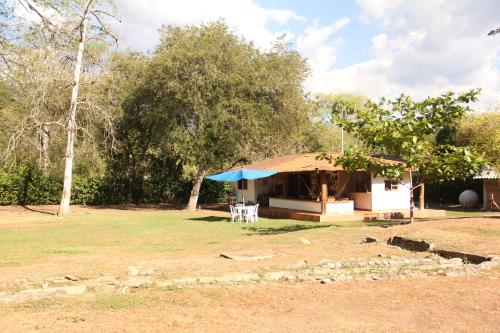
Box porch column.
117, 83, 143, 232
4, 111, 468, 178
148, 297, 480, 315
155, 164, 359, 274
283, 173, 288, 199
321, 173, 328, 215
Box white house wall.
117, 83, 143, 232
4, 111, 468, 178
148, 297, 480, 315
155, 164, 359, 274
231, 180, 256, 203
232, 177, 274, 204
370, 172, 411, 211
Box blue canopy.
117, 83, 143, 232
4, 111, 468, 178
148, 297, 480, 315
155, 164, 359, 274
206, 169, 277, 182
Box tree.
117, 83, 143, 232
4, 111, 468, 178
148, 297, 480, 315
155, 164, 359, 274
312, 93, 366, 152
322, 90, 484, 223
6, 0, 119, 216
129, 21, 311, 211
456, 111, 500, 168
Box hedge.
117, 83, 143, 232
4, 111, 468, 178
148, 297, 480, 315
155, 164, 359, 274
0, 166, 226, 206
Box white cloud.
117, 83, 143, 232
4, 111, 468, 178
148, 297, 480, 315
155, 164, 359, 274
310, 0, 500, 110
115, 0, 304, 51
296, 18, 350, 71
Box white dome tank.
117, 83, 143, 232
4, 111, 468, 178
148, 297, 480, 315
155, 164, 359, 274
459, 190, 479, 208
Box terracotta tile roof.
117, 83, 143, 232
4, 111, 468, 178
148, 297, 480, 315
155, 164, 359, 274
231, 152, 343, 172
231, 152, 406, 173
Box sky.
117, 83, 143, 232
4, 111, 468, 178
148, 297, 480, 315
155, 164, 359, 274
114, 0, 500, 110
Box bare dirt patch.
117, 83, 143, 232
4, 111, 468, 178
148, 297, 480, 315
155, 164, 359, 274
1, 272, 499, 332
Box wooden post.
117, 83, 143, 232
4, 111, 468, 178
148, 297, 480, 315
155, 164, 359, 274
321, 173, 328, 215
283, 173, 288, 199
419, 182, 425, 210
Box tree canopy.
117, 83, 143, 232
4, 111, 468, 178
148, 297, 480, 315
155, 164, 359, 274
117, 21, 312, 210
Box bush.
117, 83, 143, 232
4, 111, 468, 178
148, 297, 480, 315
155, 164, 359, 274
0, 166, 226, 206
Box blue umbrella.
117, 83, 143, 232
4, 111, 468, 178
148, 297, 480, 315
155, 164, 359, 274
206, 169, 277, 182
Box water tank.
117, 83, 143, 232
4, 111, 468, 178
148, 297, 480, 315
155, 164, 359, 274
459, 190, 479, 208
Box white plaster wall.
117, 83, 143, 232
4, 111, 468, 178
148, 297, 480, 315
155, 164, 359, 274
269, 198, 322, 213
325, 201, 354, 214
232, 180, 256, 203
350, 192, 372, 210
370, 172, 411, 211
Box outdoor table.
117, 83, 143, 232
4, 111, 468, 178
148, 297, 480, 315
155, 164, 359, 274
235, 205, 254, 216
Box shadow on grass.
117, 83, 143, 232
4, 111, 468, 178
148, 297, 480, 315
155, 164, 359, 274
187, 216, 231, 223
243, 224, 331, 235
20, 205, 55, 216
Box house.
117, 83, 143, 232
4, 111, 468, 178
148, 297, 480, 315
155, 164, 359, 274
229, 152, 412, 221
474, 166, 500, 210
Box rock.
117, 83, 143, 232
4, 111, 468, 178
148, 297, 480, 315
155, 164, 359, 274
128, 280, 142, 288
120, 286, 129, 294
360, 236, 378, 244
42, 282, 49, 289
62, 285, 86, 295
264, 271, 287, 281
432, 249, 491, 265
128, 266, 140, 276
444, 270, 461, 277
139, 267, 154, 276
220, 252, 274, 261
94, 275, 119, 285
299, 238, 311, 245
447, 258, 463, 266
65, 274, 80, 282
388, 236, 435, 252
320, 278, 332, 284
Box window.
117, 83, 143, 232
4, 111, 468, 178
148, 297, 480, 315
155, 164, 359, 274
238, 179, 248, 190
384, 180, 399, 191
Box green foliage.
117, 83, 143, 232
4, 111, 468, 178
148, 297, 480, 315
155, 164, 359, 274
456, 111, 500, 168
329, 90, 485, 186
309, 93, 366, 152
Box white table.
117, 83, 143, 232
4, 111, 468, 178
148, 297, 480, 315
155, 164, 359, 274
234, 205, 256, 222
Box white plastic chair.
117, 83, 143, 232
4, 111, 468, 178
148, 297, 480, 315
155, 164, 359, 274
243, 205, 256, 223
253, 204, 260, 222
230, 205, 241, 223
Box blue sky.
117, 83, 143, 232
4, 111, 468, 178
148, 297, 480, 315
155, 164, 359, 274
115, 0, 500, 109
256, 0, 375, 68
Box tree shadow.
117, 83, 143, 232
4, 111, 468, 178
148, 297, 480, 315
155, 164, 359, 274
187, 216, 231, 223
91, 204, 184, 211
243, 224, 331, 235
20, 205, 56, 216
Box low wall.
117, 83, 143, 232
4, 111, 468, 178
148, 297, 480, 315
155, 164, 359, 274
269, 198, 321, 213
325, 201, 354, 214
269, 198, 354, 214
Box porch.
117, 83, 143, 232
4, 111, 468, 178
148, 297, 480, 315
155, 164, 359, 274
231, 169, 412, 217
259, 206, 446, 222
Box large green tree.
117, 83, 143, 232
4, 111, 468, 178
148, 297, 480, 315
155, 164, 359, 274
456, 111, 500, 169
322, 90, 484, 223
311, 93, 366, 152
127, 21, 311, 210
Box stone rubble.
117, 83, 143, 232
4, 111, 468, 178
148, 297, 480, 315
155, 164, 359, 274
0, 254, 498, 304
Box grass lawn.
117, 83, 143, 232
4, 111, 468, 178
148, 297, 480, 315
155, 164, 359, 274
0, 206, 495, 269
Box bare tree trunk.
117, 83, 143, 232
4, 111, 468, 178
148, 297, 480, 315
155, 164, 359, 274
419, 182, 425, 210
409, 187, 415, 224
41, 123, 50, 175
57, 16, 88, 217
186, 169, 205, 211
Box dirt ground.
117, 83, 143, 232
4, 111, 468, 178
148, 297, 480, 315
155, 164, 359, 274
1, 273, 499, 333
0, 205, 499, 332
